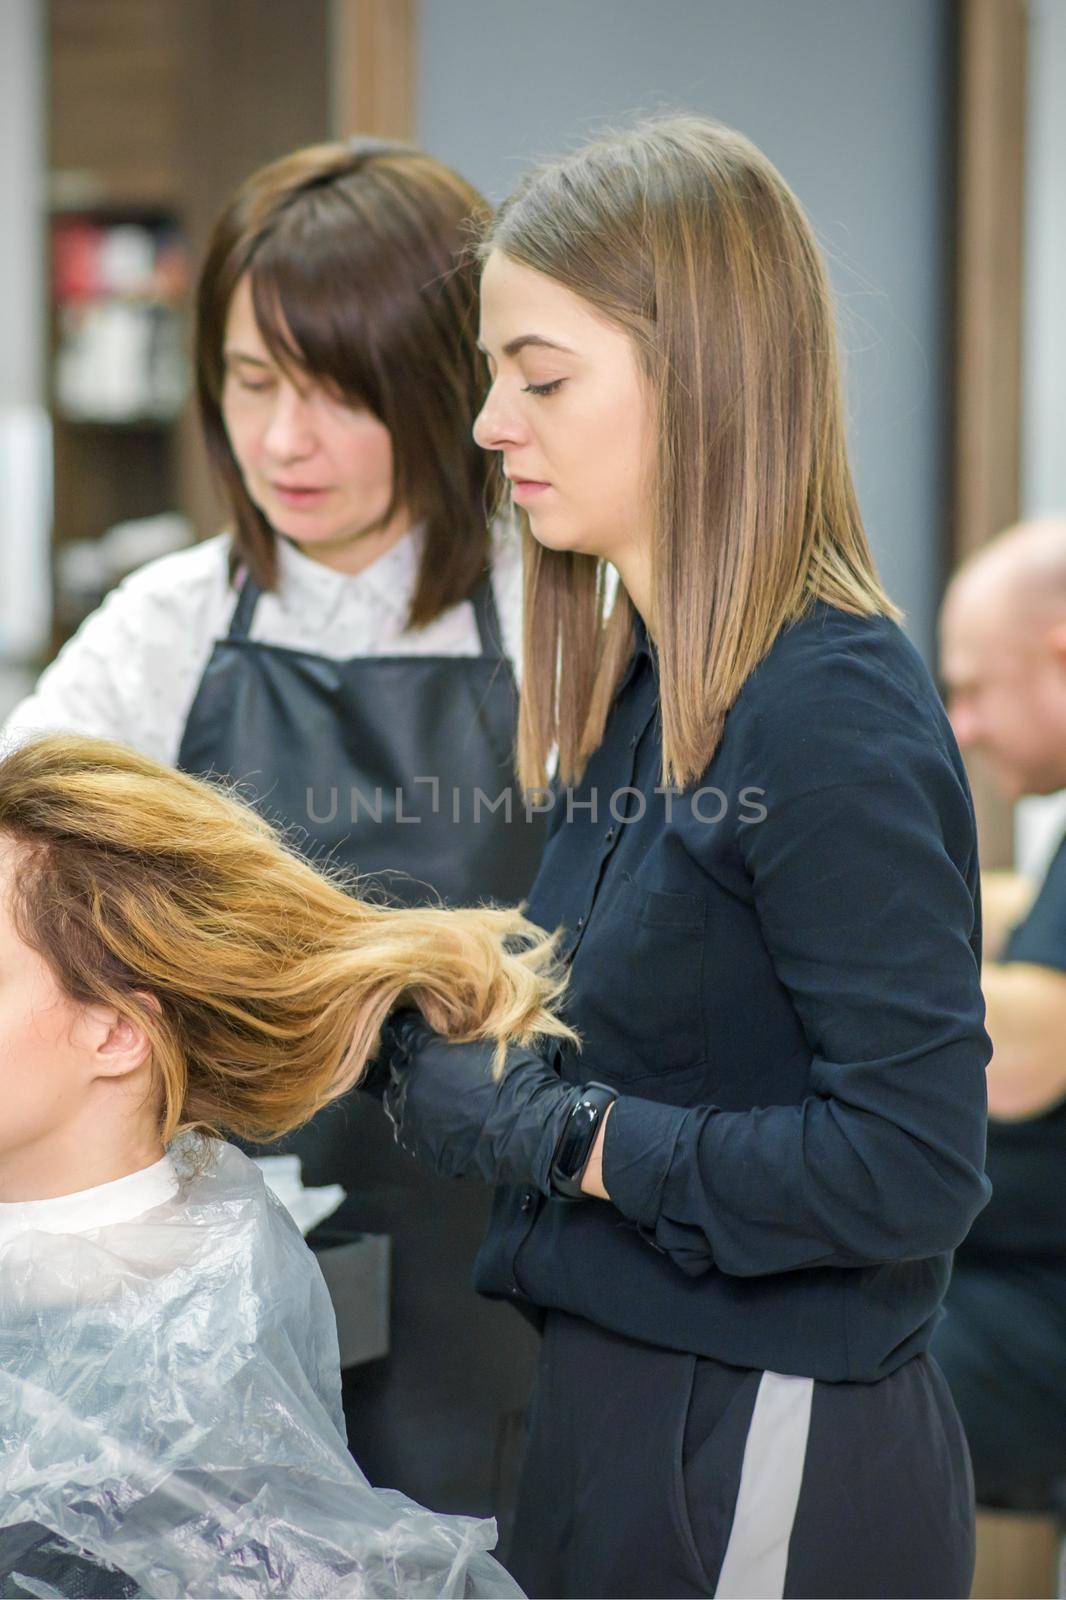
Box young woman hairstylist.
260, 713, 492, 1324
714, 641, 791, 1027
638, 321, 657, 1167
372, 116, 992, 1600
3, 140, 544, 1518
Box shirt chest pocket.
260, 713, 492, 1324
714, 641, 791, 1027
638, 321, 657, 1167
565, 877, 708, 1089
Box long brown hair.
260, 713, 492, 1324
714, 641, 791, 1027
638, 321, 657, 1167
482, 116, 900, 792
197, 138, 499, 625
0, 735, 575, 1145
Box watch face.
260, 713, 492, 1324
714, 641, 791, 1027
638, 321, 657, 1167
557, 1102, 598, 1179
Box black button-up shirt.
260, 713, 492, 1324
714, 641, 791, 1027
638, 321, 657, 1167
475, 602, 992, 1382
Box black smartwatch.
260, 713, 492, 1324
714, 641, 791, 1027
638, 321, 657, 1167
549, 1083, 618, 1200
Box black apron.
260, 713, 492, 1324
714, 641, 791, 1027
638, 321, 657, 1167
176, 560, 545, 1517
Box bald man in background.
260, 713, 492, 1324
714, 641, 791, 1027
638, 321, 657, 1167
937, 517, 1066, 1514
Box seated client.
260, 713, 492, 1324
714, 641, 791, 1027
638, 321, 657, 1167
0, 734, 569, 1598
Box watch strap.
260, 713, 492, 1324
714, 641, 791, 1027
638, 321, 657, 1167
549, 1082, 618, 1200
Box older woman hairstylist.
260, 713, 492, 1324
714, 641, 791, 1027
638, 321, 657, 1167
4, 139, 544, 1519
374, 116, 992, 1600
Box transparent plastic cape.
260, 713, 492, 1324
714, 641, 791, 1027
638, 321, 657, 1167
0, 1138, 524, 1599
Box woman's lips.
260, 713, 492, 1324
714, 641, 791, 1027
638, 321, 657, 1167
272, 483, 331, 508
509, 479, 551, 505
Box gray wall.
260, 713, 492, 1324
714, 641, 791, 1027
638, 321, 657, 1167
0, 0, 49, 680
0, 0, 44, 410
418, 0, 954, 659
1023, 0, 1066, 522
1017, 0, 1066, 878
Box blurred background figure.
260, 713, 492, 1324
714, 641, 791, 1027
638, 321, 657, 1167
937, 519, 1066, 1530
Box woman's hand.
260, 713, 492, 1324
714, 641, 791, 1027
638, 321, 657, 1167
376, 1010, 609, 1196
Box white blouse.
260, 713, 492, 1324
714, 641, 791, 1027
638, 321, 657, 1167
2, 520, 525, 769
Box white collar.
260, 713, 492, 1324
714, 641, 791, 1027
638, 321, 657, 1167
0, 1152, 179, 1245
274, 523, 426, 622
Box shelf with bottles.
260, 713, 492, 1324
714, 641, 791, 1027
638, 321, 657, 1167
50, 209, 193, 427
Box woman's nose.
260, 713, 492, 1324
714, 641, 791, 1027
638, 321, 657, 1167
473, 383, 523, 452
263, 389, 317, 461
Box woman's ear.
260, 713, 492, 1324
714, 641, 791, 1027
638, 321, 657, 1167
79, 993, 160, 1081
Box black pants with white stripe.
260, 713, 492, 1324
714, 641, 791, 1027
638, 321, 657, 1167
505, 1311, 975, 1599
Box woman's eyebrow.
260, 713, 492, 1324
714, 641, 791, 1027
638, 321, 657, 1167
223, 348, 272, 368
477, 335, 577, 358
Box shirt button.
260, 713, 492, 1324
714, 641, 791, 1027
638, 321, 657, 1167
519, 1188, 536, 1212
576, 915, 585, 929
630, 734, 639, 747
605, 826, 615, 842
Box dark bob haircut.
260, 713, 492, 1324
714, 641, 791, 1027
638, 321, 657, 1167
196, 138, 496, 625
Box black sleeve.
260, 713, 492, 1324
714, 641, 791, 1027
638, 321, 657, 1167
602, 640, 992, 1276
